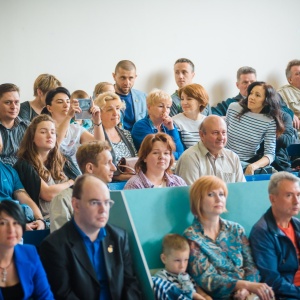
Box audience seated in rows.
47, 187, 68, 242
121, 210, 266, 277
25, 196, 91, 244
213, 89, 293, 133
19, 73, 61, 122
278, 59, 300, 137
0, 83, 29, 166
93, 92, 137, 182
226, 82, 284, 175
40, 174, 142, 299
184, 175, 274, 300
175, 115, 245, 185
172, 83, 209, 149
50, 140, 116, 232
0, 132, 45, 230
170, 58, 211, 117
124, 133, 186, 189
0, 201, 54, 299
14, 115, 75, 227
250, 172, 300, 299
112, 60, 147, 131
132, 89, 184, 160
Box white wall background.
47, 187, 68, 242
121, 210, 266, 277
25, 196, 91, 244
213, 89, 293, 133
1, 0, 299, 106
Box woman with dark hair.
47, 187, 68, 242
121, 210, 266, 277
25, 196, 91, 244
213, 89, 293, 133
172, 83, 209, 149
41, 86, 104, 169
226, 81, 284, 175
0, 200, 54, 299
184, 176, 274, 300
124, 133, 186, 189
14, 115, 74, 226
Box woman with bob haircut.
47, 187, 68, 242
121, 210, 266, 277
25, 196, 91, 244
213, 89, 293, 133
14, 114, 75, 226
93, 92, 137, 181
183, 175, 274, 300
41, 86, 104, 169
226, 81, 284, 175
0, 200, 54, 299
172, 83, 209, 149
93, 82, 115, 98
124, 133, 186, 189
131, 89, 184, 159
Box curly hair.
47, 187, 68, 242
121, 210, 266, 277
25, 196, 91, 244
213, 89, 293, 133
17, 114, 66, 182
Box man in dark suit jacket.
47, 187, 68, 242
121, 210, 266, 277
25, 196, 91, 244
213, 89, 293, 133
39, 174, 142, 300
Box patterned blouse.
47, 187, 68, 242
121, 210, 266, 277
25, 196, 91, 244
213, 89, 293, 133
183, 218, 260, 299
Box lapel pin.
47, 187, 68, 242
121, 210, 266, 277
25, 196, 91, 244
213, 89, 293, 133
108, 245, 113, 253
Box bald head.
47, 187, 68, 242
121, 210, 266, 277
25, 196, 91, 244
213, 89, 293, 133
199, 115, 227, 156
72, 174, 111, 235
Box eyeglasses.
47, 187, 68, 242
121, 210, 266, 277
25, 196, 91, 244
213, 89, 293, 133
76, 198, 114, 208
88, 199, 114, 208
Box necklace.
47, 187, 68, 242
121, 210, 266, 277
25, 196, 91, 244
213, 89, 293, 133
0, 261, 13, 282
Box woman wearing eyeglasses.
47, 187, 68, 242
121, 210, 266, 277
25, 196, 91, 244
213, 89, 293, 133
124, 133, 186, 189
93, 92, 137, 181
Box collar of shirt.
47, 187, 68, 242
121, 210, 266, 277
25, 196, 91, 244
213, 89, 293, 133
72, 218, 107, 243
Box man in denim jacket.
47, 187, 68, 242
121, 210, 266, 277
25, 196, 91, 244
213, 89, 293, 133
112, 60, 147, 131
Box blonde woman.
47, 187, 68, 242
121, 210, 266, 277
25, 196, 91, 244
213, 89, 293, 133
94, 92, 137, 181
131, 89, 184, 159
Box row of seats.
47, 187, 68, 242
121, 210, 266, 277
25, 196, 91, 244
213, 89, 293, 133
24, 179, 300, 299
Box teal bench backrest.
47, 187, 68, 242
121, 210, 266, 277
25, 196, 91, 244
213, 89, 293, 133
109, 180, 271, 299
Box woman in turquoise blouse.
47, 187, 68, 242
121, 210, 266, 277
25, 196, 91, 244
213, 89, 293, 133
183, 176, 274, 300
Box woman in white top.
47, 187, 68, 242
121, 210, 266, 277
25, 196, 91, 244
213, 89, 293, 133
172, 84, 209, 149
41, 87, 104, 170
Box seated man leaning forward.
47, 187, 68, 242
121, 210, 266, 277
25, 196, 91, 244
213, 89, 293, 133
175, 115, 245, 185
40, 174, 142, 300
250, 172, 300, 299
50, 140, 116, 232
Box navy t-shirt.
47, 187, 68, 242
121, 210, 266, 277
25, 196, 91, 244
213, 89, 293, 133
116, 92, 135, 131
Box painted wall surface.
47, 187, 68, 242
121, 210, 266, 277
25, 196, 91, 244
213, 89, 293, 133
1, 0, 299, 106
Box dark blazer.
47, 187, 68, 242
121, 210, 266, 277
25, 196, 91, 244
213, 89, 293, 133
39, 221, 142, 300
0, 244, 54, 300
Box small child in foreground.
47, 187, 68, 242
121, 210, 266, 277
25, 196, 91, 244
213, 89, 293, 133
153, 233, 211, 300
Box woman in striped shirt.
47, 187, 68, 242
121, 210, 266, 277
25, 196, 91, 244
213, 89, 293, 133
226, 81, 284, 175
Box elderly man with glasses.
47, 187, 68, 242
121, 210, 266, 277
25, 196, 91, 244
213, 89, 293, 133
40, 174, 142, 300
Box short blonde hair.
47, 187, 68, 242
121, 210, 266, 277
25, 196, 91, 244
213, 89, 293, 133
146, 89, 172, 106
93, 82, 114, 97
33, 73, 61, 96
162, 233, 190, 256
190, 175, 228, 220
94, 92, 125, 110
71, 90, 89, 99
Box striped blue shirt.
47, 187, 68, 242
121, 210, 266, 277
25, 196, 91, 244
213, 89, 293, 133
225, 102, 276, 163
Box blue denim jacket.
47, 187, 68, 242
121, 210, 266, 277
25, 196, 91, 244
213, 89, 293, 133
131, 88, 147, 122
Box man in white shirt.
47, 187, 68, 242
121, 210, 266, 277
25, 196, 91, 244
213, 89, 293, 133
175, 115, 245, 185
